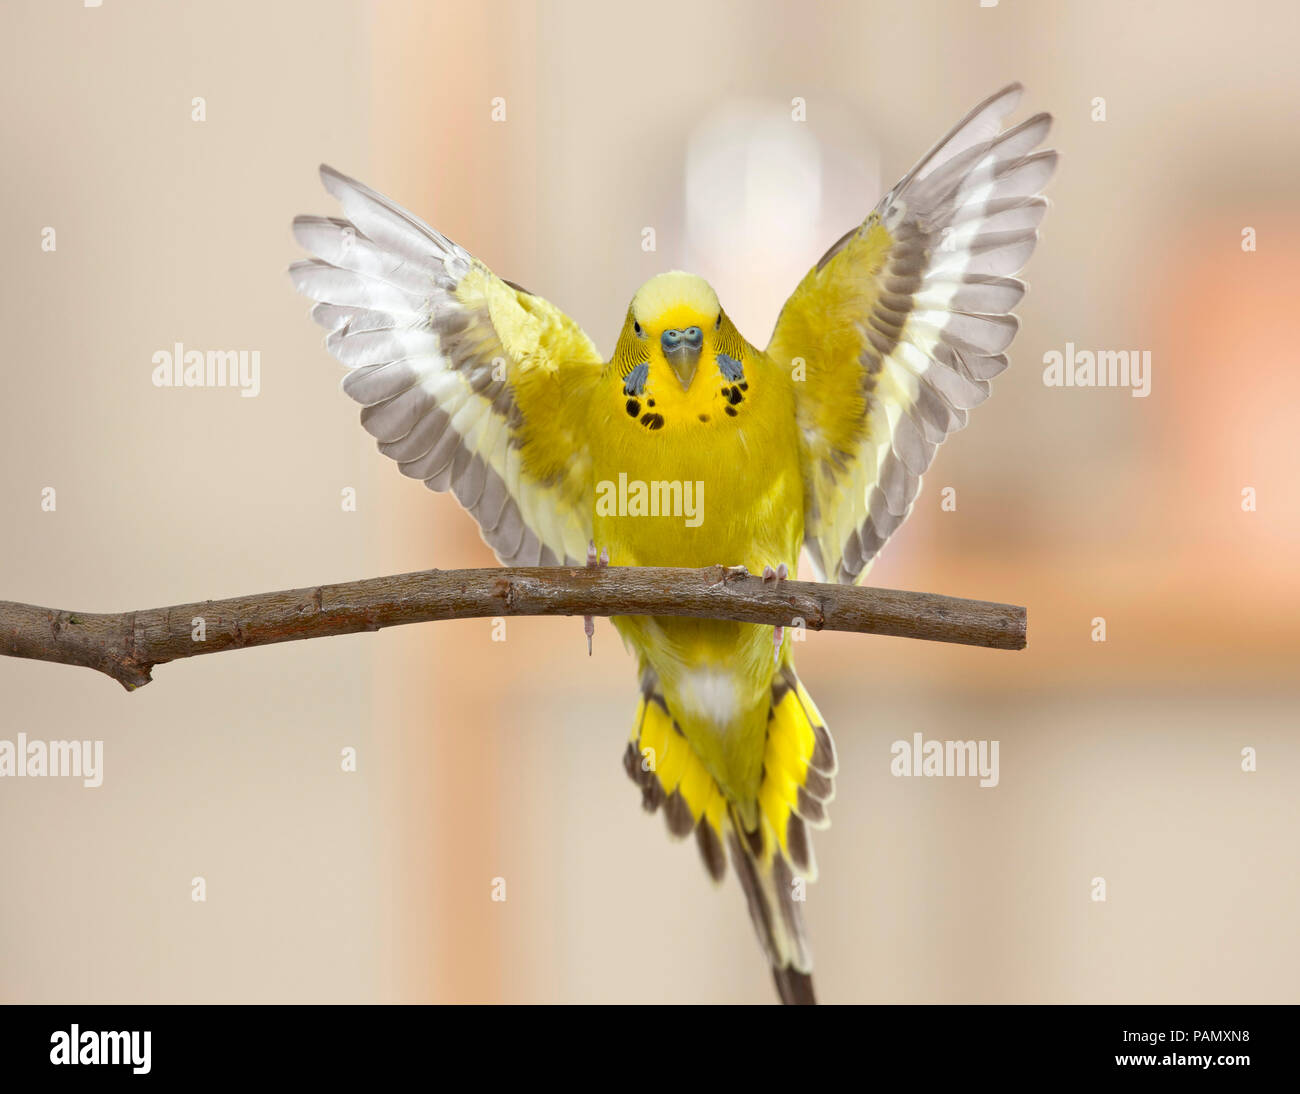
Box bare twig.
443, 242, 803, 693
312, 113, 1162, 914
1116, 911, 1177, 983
0, 565, 1026, 691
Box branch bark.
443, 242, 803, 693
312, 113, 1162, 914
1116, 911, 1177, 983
0, 565, 1026, 691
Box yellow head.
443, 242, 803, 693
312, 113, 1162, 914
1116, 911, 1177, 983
611, 271, 752, 431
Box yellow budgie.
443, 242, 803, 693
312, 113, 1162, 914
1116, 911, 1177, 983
290, 84, 1055, 1004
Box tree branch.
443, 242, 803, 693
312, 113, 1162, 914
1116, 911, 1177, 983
0, 565, 1026, 691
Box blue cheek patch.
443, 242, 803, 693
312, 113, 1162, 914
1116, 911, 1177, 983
717, 353, 745, 382
622, 361, 649, 396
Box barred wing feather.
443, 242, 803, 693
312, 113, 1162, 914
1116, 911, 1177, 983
769, 85, 1056, 583
290, 166, 602, 566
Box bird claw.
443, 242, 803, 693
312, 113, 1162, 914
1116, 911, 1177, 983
762, 563, 789, 665
584, 541, 609, 655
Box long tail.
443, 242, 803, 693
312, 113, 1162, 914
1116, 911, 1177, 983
623, 666, 837, 1004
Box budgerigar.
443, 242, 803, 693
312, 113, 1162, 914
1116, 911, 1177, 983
290, 84, 1055, 1004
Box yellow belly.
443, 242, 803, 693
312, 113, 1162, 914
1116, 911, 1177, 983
590, 368, 804, 805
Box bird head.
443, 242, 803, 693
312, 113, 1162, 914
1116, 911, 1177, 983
615, 272, 726, 394
611, 272, 754, 431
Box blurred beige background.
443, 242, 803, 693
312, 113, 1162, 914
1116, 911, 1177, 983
1, 0, 1297, 1003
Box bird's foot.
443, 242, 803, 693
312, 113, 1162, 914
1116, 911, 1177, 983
584, 540, 609, 656
762, 563, 789, 666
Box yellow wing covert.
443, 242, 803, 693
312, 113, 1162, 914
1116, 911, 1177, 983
291, 166, 601, 566
768, 84, 1056, 583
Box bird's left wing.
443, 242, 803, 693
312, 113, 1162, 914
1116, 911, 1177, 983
767, 85, 1056, 583
291, 166, 602, 566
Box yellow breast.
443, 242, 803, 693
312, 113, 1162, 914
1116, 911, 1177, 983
589, 347, 804, 804
591, 349, 803, 571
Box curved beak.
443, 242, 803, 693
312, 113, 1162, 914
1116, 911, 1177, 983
661, 327, 703, 391
663, 345, 700, 391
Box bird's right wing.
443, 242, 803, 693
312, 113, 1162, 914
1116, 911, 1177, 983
291, 166, 603, 566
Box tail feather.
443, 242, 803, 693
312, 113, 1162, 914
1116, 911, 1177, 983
694, 818, 727, 882
727, 817, 815, 1002
773, 968, 817, 1006
624, 672, 728, 882
624, 665, 836, 1003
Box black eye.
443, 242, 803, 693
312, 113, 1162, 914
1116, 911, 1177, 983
633, 320, 642, 336
714, 315, 721, 330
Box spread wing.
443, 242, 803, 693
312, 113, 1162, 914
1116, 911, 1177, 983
290, 166, 602, 566
768, 84, 1056, 583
